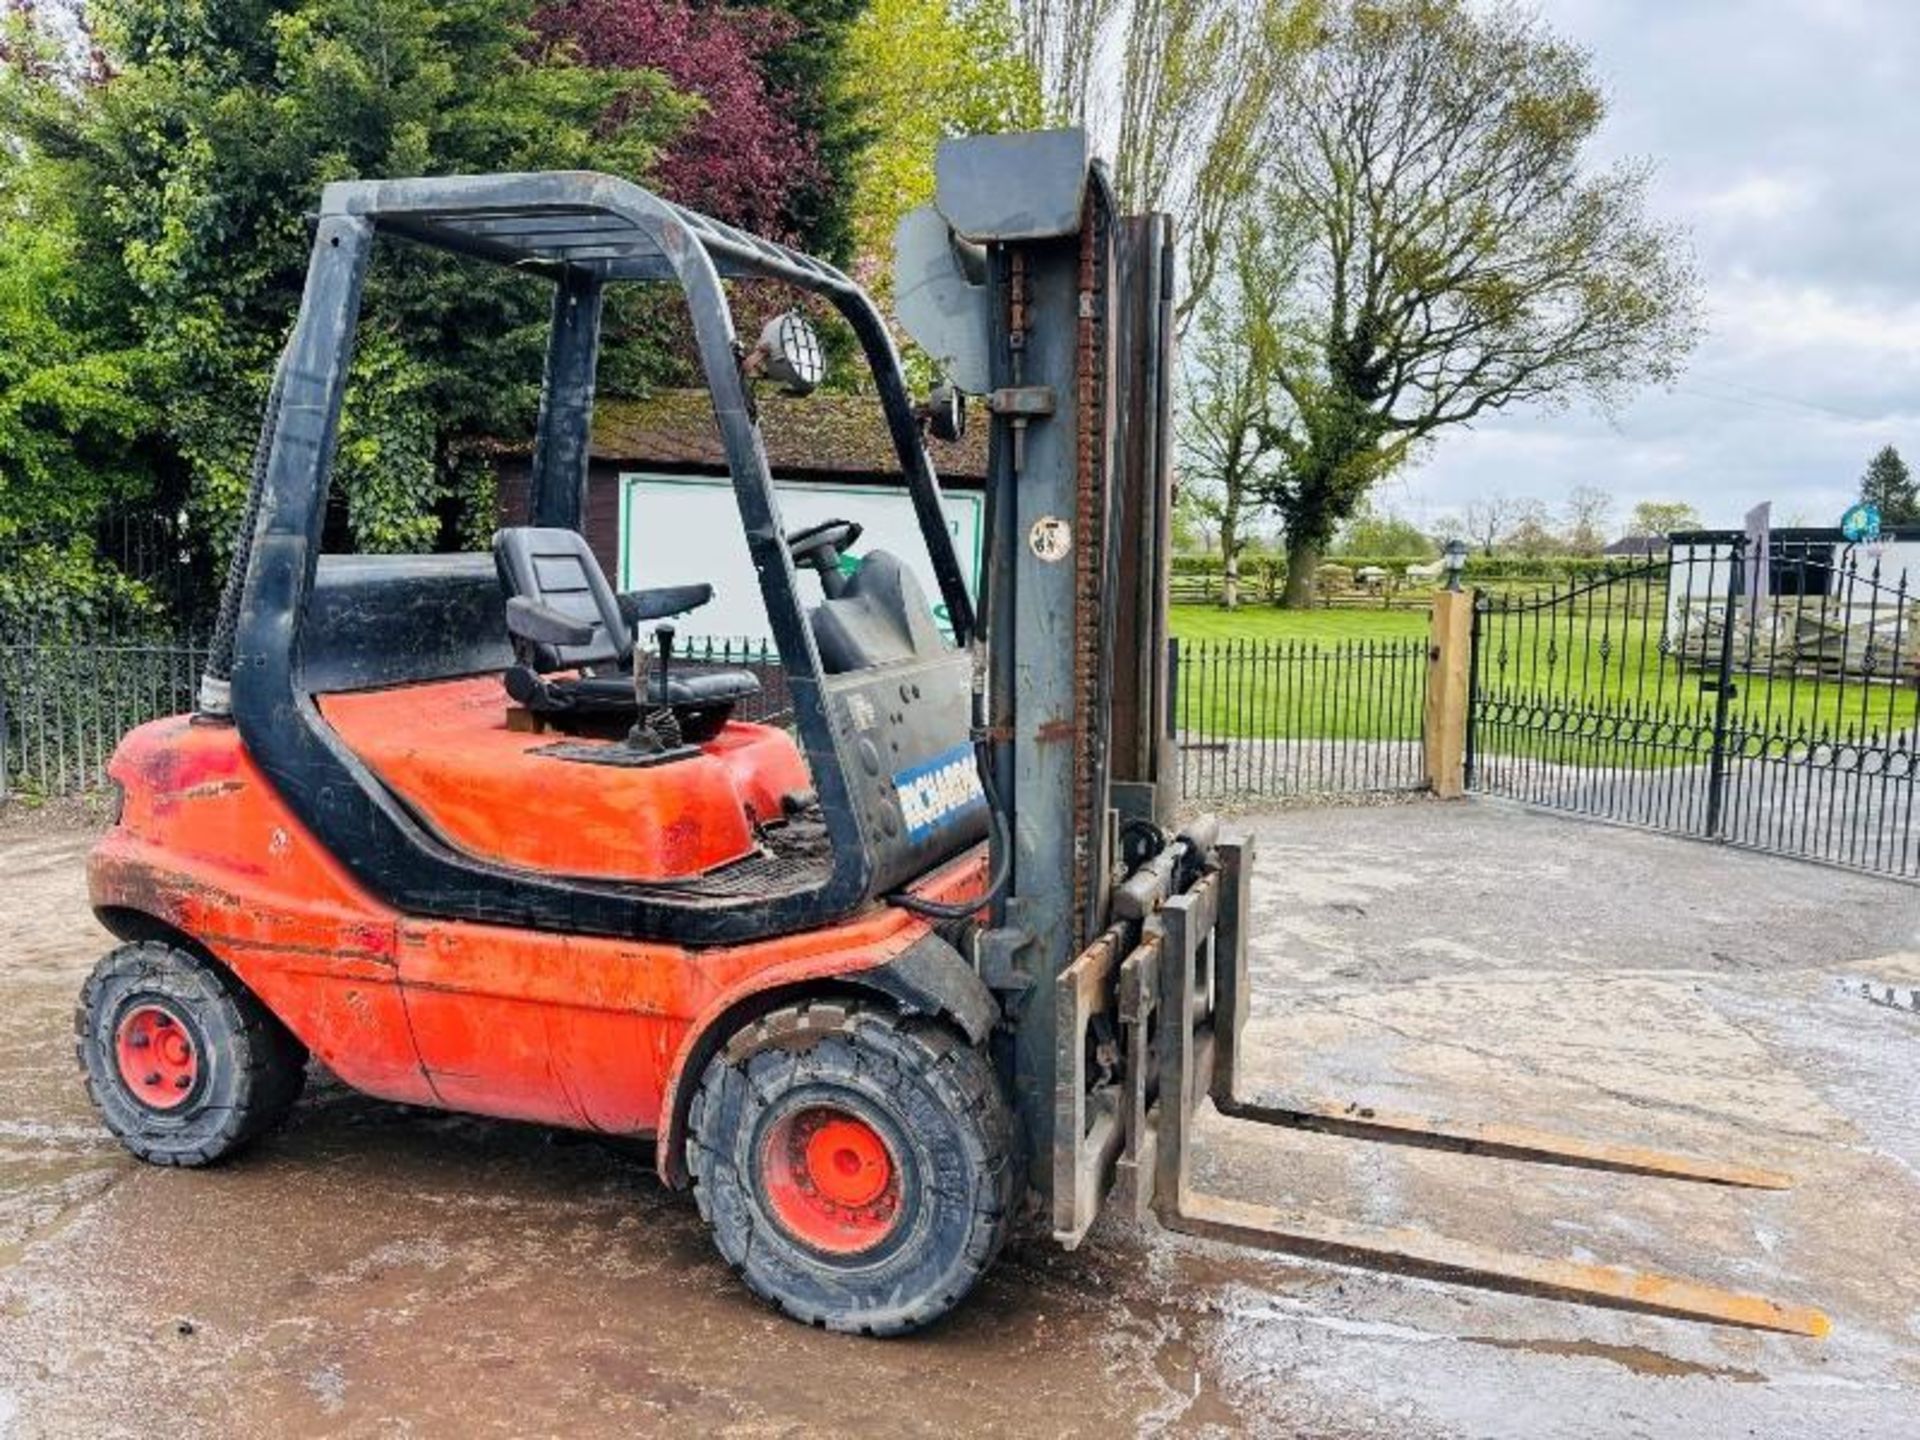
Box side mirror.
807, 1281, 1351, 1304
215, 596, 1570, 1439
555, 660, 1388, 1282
505, 595, 594, 649
921, 383, 965, 443
756, 310, 827, 396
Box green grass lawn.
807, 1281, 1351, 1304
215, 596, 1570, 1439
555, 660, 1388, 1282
1170, 603, 1920, 752
1171, 605, 1431, 742
1171, 606, 1426, 643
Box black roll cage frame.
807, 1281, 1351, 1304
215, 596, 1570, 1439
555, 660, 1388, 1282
230, 170, 979, 944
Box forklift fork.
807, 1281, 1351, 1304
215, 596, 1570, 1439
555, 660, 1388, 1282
1055, 834, 1829, 1338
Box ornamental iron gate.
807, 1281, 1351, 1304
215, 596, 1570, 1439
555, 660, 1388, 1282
1172, 636, 1430, 801
1468, 531, 1919, 880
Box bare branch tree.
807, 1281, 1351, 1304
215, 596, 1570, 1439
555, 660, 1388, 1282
1175, 215, 1281, 609
1464, 493, 1515, 555
1561, 484, 1613, 553
1011, 0, 1123, 123
1503, 497, 1560, 558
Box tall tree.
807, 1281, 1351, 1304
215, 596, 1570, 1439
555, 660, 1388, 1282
840, 0, 1039, 275
1247, 0, 1699, 606
1628, 500, 1700, 537
1859, 444, 1917, 525
535, 0, 821, 240
1010, 0, 1315, 333
1012, 0, 1118, 122
1176, 218, 1279, 609
0, 0, 690, 588
1110, 0, 1316, 327
745, 0, 867, 265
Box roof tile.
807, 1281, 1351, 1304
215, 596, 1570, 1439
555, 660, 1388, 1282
589, 389, 989, 481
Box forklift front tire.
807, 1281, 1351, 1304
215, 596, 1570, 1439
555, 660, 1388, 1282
76, 941, 308, 1167
687, 1000, 1014, 1335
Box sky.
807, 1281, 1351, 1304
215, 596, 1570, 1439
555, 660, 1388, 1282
1375, 0, 1920, 538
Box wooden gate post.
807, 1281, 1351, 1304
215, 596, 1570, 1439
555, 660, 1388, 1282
1425, 590, 1474, 798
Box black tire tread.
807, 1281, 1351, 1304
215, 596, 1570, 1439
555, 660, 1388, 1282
75, 940, 308, 1167
687, 998, 1014, 1335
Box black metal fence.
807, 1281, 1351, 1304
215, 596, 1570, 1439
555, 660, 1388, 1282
677, 638, 791, 725
1, 634, 210, 801
1172, 636, 1430, 801
5, 628, 1424, 805
1469, 533, 1918, 881
21, 560, 1914, 890
0, 635, 789, 802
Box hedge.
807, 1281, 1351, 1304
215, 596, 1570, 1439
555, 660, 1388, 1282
1169, 552, 1627, 583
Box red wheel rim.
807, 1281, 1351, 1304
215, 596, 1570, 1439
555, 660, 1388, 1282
760, 1106, 902, 1255
113, 1003, 199, 1110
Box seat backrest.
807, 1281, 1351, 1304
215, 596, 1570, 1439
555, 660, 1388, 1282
810, 551, 949, 675
492, 527, 630, 672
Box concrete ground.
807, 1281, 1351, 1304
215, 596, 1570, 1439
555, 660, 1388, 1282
1, 799, 1916, 1438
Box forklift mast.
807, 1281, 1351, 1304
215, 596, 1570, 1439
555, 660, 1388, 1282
896, 131, 1175, 1186
901, 131, 1826, 1338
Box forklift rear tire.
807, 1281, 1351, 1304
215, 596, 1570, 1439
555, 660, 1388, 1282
76, 941, 308, 1167
687, 999, 1014, 1335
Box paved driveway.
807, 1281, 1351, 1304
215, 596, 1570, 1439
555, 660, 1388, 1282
1, 800, 1916, 1437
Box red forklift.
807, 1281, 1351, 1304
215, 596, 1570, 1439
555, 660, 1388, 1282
79, 131, 1826, 1339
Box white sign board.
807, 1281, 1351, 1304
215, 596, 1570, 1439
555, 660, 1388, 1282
618, 473, 984, 646
1744, 500, 1771, 618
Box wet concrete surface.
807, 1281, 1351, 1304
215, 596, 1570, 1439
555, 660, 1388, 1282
2, 800, 1917, 1437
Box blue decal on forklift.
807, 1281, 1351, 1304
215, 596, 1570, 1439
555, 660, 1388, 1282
894, 744, 986, 841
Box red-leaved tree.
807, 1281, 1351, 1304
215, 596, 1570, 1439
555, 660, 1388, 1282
535, 0, 821, 239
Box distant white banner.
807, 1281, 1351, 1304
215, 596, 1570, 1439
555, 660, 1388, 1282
1744, 500, 1771, 619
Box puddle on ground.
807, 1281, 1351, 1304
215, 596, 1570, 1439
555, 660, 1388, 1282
0, 1151, 125, 1269
1463, 1335, 1767, 1383
1149, 1328, 1249, 1430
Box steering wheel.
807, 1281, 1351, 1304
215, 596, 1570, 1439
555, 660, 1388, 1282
786, 518, 863, 597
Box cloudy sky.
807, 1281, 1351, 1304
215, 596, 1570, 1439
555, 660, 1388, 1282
1379, 0, 1920, 538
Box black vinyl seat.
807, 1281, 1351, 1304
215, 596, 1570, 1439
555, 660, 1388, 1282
492, 527, 759, 741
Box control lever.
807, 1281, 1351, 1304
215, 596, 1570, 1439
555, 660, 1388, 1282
627, 623, 682, 754
655, 623, 676, 694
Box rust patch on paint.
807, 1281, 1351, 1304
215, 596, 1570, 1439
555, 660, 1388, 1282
179, 779, 247, 802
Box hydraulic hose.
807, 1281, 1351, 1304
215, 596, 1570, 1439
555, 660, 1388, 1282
197, 347, 291, 718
